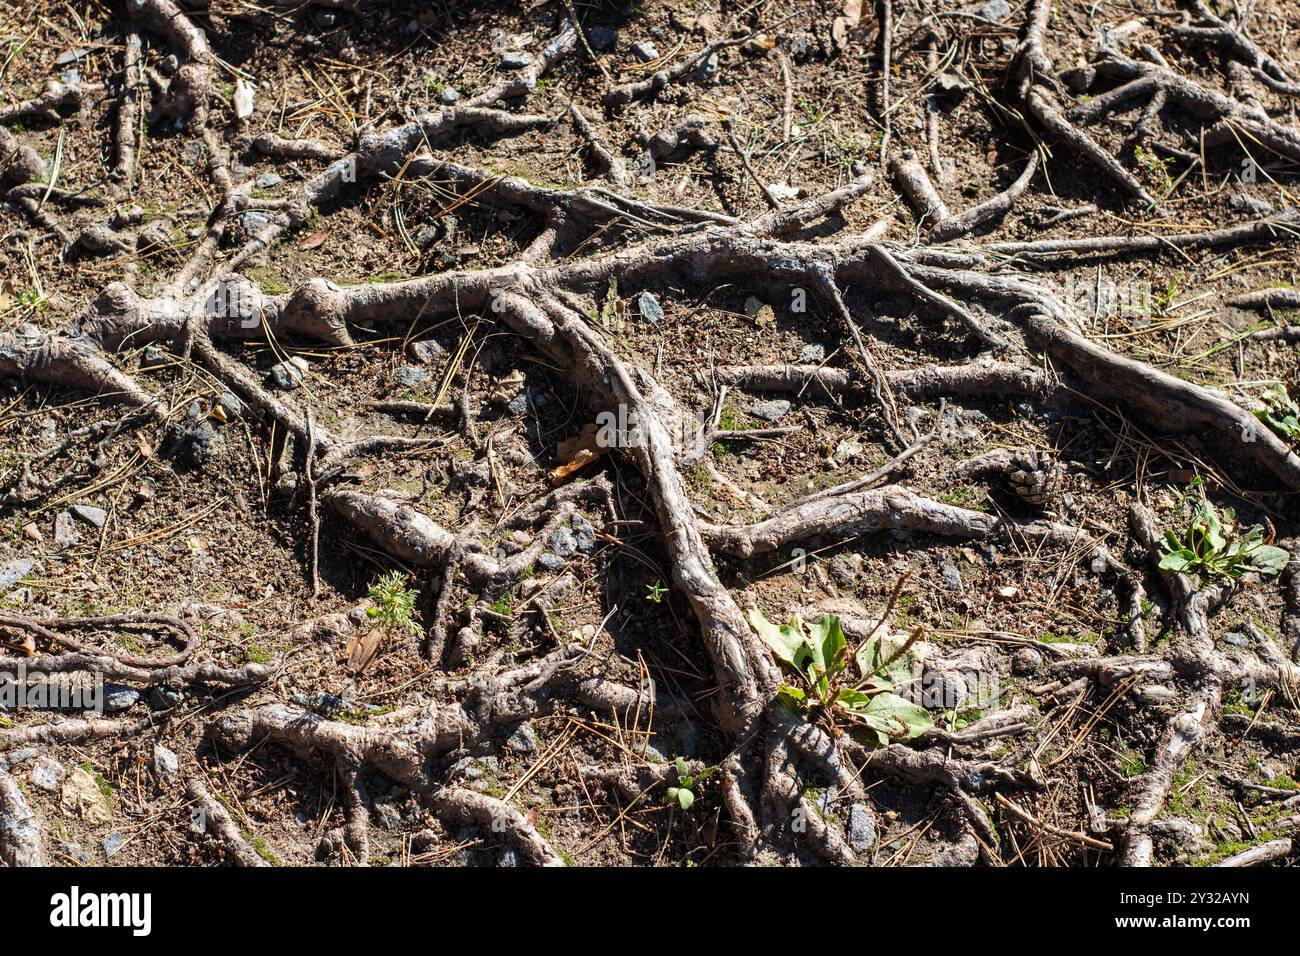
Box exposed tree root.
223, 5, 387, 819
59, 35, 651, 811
4, 0, 1300, 868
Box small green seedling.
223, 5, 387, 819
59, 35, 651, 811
366, 571, 420, 635
665, 756, 716, 811
1158, 482, 1289, 581
747, 610, 932, 744
1255, 384, 1300, 441
645, 580, 668, 603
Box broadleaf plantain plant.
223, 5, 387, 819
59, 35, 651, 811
747, 610, 932, 745
1158, 481, 1289, 581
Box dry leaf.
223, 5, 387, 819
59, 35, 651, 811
843, 0, 863, 24
490, 369, 526, 405
346, 628, 384, 674
301, 229, 330, 249
550, 422, 608, 483
995, 586, 1020, 600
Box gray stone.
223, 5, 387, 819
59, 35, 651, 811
181, 422, 224, 468
101, 831, 124, 858
1229, 192, 1273, 216
848, 803, 876, 852
102, 685, 140, 713
181, 141, 204, 165
393, 365, 429, 387
242, 211, 270, 233
54, 512, 81, 549
506, 390, 529, 415
571, 514, 597, 554
413, 224, 440, 248
506, 722, 538, 753
1222, 632, 1249, 648
498, 847, 522, 867
71, 504, 107, 528
637, 290, 664, 324
256, 172, 283, 189
269, 356, 309, 390
587, 26, 618, 52
932, 831, 980, 866
551, 526, 577, 557
217, 390, 244, 419
149, 686, 184, 711
30, 756, 65, 792
939, 559, 964, 594
978, 0, 1011, 21
832, 436, 863, 467
537, 552, 567, 572
141, 346, 168, 370
439, 86, 461, 105
936, 71, 969, 94
151, 743, 179, 784
314, 8, 337, 28
0, 558, 33, 591
500, 51, 534, 70
798, 343, 825, 364
632, 40, 660, 62
409, 339, 446, 364
749, 399, 791, 422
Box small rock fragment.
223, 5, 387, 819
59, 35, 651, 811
61, 768, 112, 824
799, 343, 826, 364
54, 512, 81, 549
70, 504, 107, 528
587, 26, 618, 52
978, 0, 1011, 22
537, 552, 567, 572
0, 559, 34, 591
506, 722, 538, 753
393, 365, 429, 388
233, 78, 255, 120
749, 400, 791, 423
848, 803, 876, 852
637, 291, 664, 325
30, 756, 65, 792
269, 355, 309, 390
102, 685, 140, 713
151, 743, 179, 784
409, 339, 446, 363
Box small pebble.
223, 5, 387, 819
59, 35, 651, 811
749, 399, 791, 423
70, 504, 107, 528
637, 291, 664, 325
393, 365, 429, 388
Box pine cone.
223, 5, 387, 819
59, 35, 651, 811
1006, 451, 1061, 505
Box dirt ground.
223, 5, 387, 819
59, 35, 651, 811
0, 0, 1298, 868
